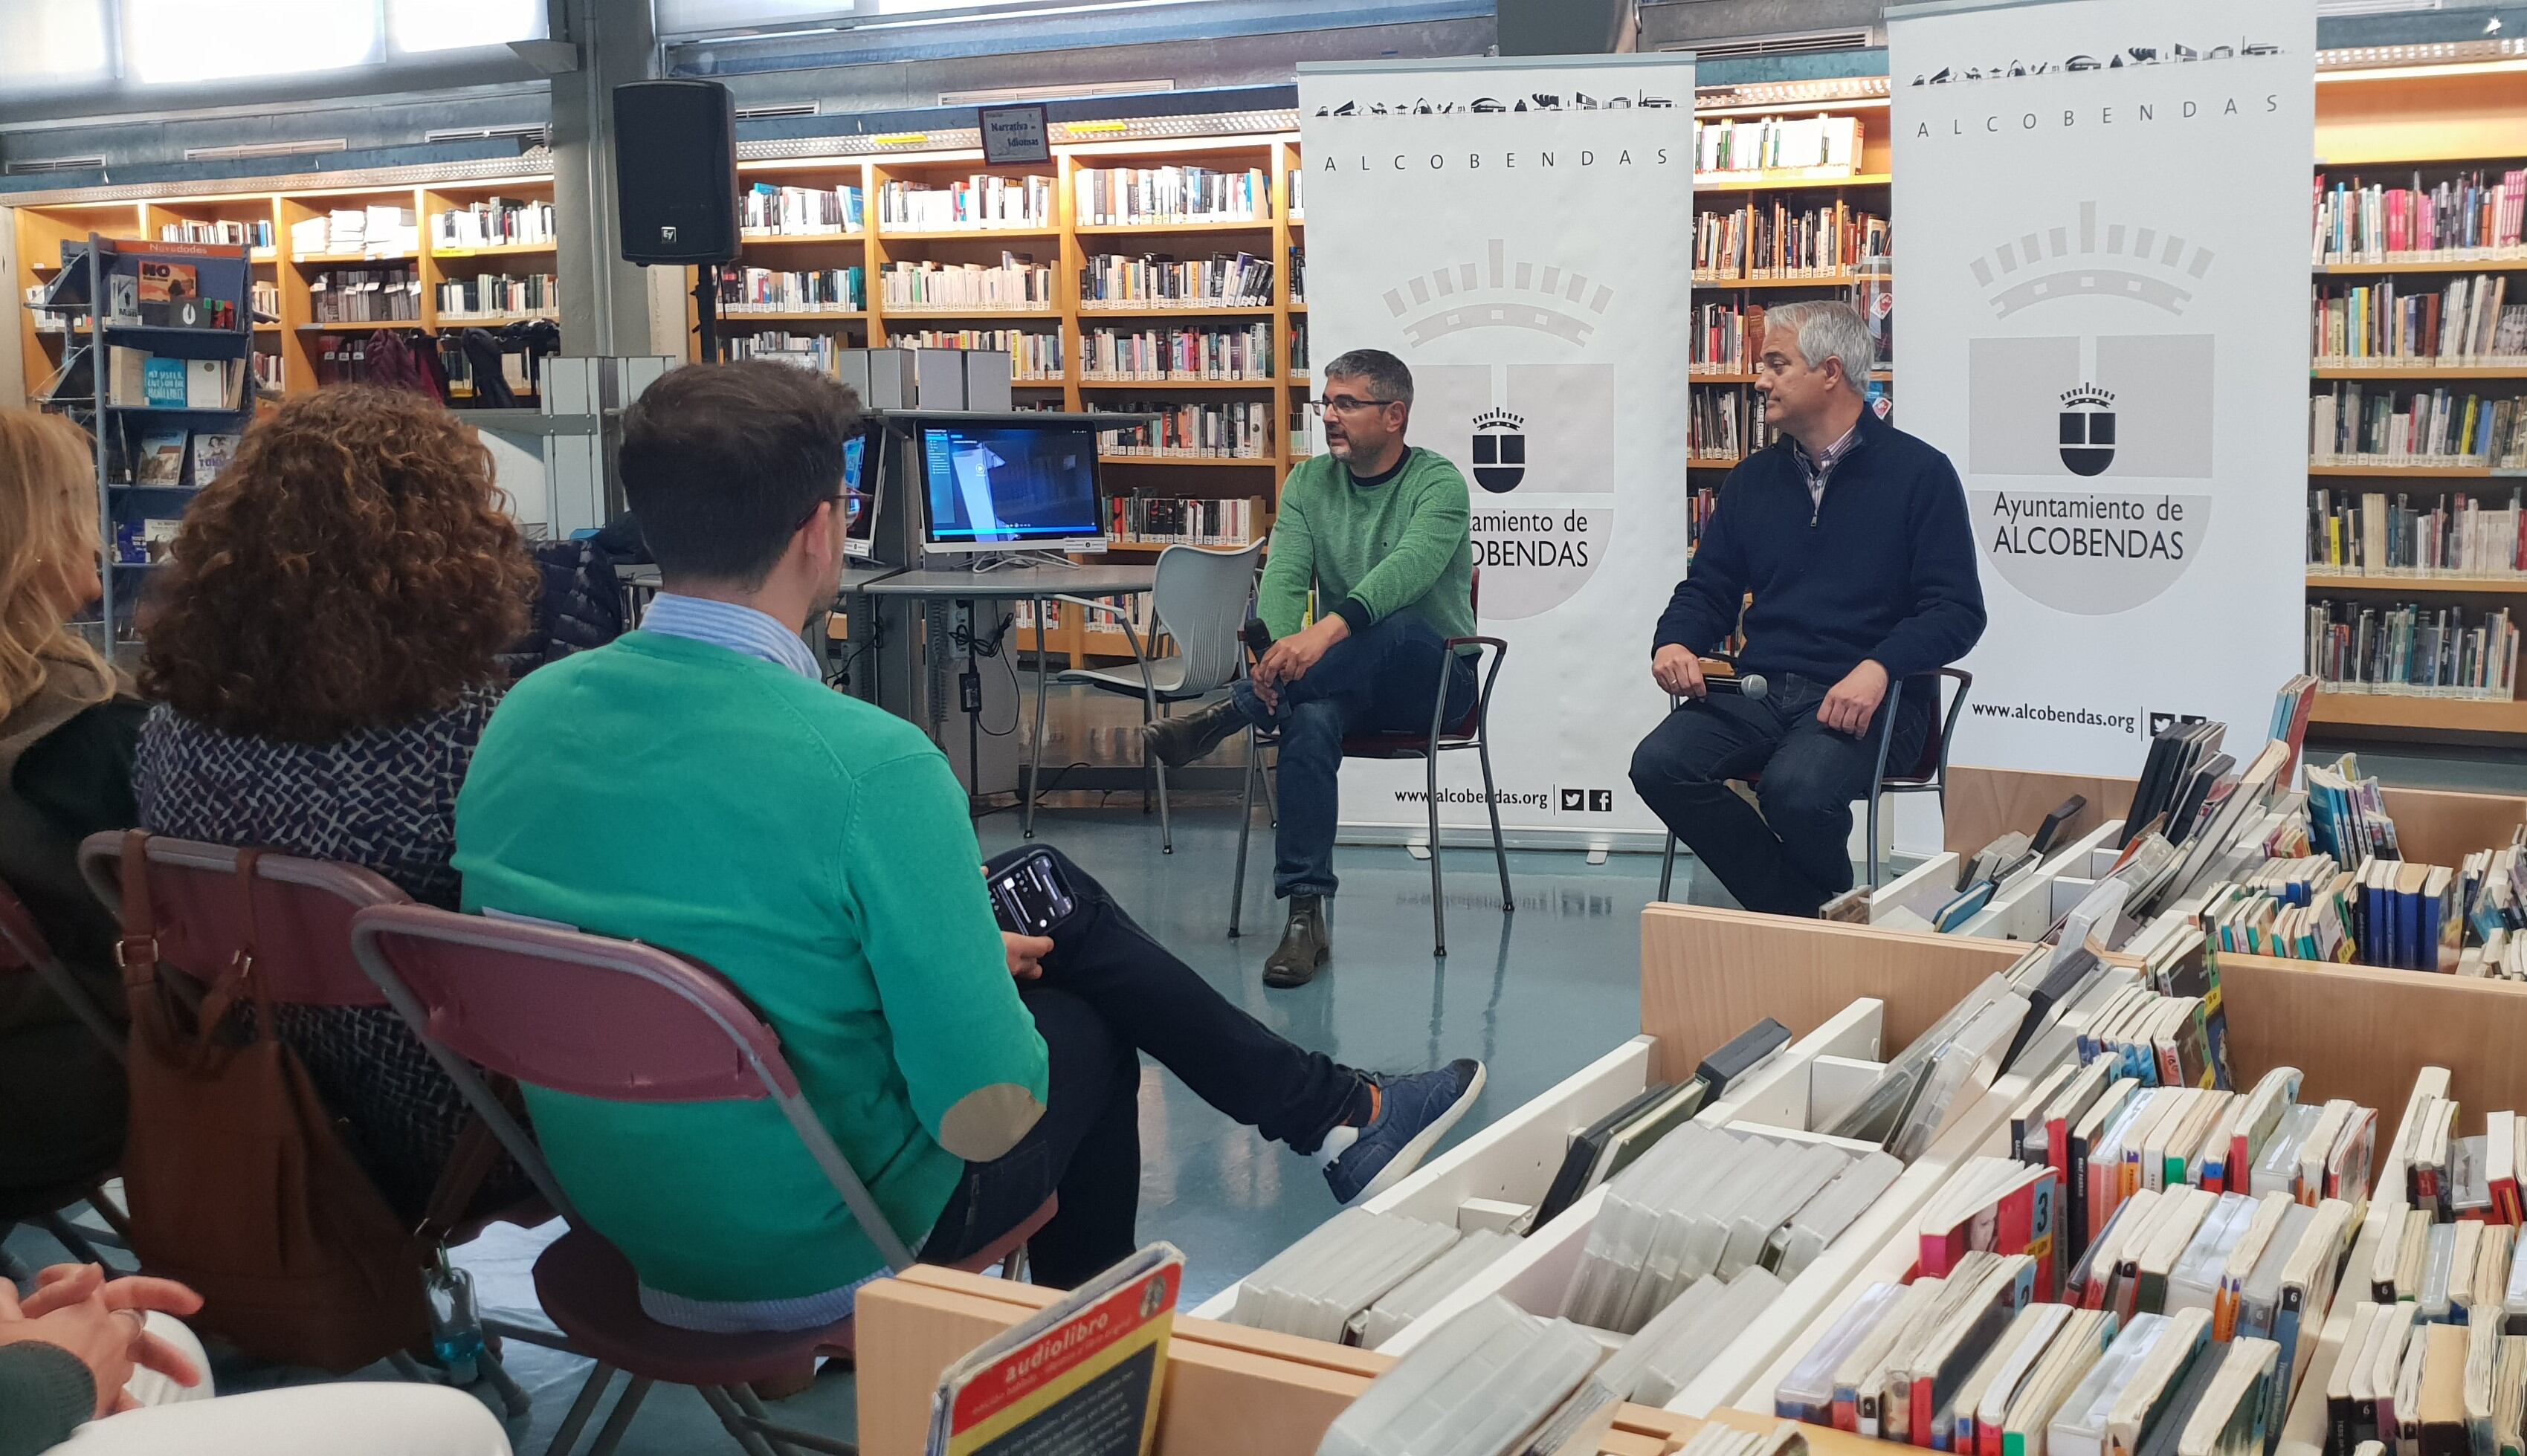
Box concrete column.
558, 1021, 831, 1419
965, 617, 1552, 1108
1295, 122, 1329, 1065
550, 0, 659, 357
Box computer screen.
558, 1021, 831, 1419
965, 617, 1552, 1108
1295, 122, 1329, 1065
918, 423, 1106, 551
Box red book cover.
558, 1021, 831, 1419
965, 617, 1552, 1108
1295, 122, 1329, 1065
1911, 1375, 1935, 1447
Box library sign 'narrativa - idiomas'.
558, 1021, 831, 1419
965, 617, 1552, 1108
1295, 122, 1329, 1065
1300, 55, 1694, 846
1892, 0, 2314, 777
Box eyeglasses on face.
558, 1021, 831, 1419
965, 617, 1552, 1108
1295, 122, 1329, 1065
1305, 395, 1401, 418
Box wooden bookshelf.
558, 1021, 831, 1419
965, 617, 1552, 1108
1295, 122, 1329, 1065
2308, 461, 2502, 477
2308, 690, 2527, 735
2311, 365, 2527, 380
2308, 573, 2527, 594
711, 135, 1303, 623
2314, 258, 2527, 274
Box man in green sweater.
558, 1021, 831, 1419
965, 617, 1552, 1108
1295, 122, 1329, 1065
455, 362, 1483, 1337
1148, 349, 1476, 987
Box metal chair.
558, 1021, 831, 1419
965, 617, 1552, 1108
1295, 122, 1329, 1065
74, 832, 535, 1411
0, 873, 129, 1270
349, 902, 1053, 1456
1654, 665, 1974, 902
1230, 572, 1513, 958
1024, 540, 1263, 853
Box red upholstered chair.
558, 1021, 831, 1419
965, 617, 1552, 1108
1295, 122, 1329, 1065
1653, 666, 1975, 902
1229, 571, 1512, 959
0, 872, 129, 1272
349, 902, 1054, 1456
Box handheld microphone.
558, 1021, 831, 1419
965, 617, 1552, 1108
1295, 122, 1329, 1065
1708, 672, 1769, 701
1242, 618, 1274, 660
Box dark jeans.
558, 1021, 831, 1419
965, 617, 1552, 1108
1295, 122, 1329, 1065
1627, 673, 1931, 917
921, 845, 1362, 1287
1227, 615, 1477, 902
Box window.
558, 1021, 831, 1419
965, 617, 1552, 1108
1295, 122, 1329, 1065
125, 0, 378, 84
0, 0, 111, 87
390, 0, 546, 54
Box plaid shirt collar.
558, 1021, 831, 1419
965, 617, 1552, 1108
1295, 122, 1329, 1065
1789, 418, 1865, 494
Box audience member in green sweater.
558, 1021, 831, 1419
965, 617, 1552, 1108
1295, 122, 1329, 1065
1146, 349, 1477, 987
453, 361, 1484, 1338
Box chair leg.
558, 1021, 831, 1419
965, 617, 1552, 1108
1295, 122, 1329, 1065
583, 1376, 653, 1456
701, 1385, 784, 1456
1866, 788, 1882, 890
1658, 833, 1678, 902
1001, 1243, 1030, 1282
1151, 728, 1174, 855
1230, 732, 1258, 938
36, 1211, 109, 1267
547, 1363, 617, 1456
477, 1344, 533, 1422
1476, 738, 1512, 913
730, 1384, 854, 1456
1259, 744, 1280, 826
387, 1350, 439, 1385
1426, 750, 1446, 959
1024, 599, 1051, 841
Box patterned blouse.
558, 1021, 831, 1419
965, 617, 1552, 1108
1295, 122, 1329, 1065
133, 682, 514, 1222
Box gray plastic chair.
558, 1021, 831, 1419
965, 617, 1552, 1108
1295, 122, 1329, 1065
1024, 540, 1264, 852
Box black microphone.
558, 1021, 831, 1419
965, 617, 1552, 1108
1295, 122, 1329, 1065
1706, 672, 1769, 701
1242, 618, 1274, 660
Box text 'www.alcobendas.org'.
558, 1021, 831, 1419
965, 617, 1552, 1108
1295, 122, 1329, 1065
1393, 788, 1555, 809
1970, 700, 2139, 734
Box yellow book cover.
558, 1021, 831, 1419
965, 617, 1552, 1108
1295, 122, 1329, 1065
930, 1244, 1183, 1456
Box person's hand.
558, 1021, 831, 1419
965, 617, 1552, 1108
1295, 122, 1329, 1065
1002, 931, 1053, 981
1251, 616, 1350, 714
1651, 644, 1708, 699
0, 1265, 204, 1417
1818, 659, 1891, 737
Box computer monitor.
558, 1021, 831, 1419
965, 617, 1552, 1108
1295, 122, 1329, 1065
916, 421, 1107, 554
842, 428, 882, 560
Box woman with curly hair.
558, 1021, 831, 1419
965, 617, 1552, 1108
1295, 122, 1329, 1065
0, 410, 141, 1199
133, 386, 538, 1221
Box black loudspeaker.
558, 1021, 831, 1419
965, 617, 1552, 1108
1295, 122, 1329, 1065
613, 80, 740, 265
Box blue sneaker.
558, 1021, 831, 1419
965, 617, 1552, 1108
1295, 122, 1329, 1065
1324, 1059, 1488, 1204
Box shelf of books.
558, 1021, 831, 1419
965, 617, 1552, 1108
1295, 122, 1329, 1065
26, 236, 258, 655
15, 174, 557, 408
703, 135, 1303, 594
1685, 104, 1897, 474
2299, 63, 2527, 738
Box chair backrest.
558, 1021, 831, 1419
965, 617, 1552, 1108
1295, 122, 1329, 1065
75, 831, 408, 1006
1149, 541, 1264, 694
347, 902, 920, 1272
1888, 668, 1973, 787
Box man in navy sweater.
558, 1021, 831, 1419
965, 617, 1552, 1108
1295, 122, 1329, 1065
1633, 300, 1986, 916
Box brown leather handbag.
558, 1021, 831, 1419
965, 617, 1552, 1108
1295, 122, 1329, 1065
112, 831, 429, 1372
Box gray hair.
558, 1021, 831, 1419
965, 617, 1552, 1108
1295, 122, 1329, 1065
1322, 348, 1414, 407
1763, 300, 1874, 395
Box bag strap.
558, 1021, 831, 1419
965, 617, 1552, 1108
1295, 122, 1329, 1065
186, 847, 275, 1061
415, 1103, 508, 1249
114, 829, 160, 992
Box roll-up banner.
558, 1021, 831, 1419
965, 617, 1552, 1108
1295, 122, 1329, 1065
1888, 0, 2315, 774
1297, 56, 1696, 850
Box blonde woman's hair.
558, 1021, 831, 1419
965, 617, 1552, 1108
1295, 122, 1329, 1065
0, 410, 109, 719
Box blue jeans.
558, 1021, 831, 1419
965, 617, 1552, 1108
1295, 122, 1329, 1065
1627, 672, 1931, 916
1230, 615, 1477, 902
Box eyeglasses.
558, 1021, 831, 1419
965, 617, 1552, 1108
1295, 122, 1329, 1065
795, 492, 845, 531
1305, 395, 1402, 418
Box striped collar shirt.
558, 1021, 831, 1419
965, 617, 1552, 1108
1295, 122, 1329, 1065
639, 592, 822, 680
1790, 420, 1864, 511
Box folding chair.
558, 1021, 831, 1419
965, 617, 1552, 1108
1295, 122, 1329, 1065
1024, 540, 1263, 853
349, 902, 1055, 1456
1654, 666, 1975, 902
0, 873, 129, 1270
1230, 571, 1512, 958
73, 832, 535, 1414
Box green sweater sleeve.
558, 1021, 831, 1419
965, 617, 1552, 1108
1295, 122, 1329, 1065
1345, 455, 1470, 627
843, 751, 1049, 1163
0, 1342, 96, 1456
1256, 480, 1317, 641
